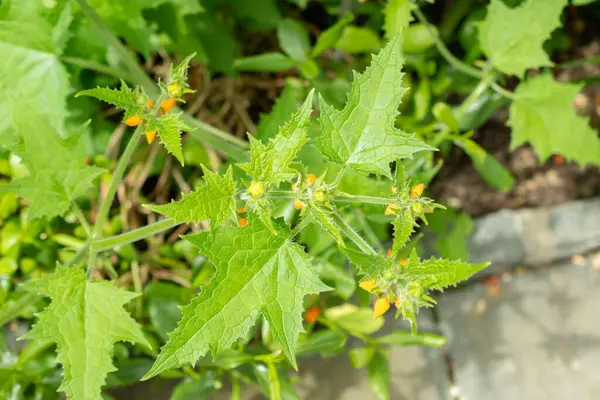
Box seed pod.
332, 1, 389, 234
124, 114, 142, 127
373, 297, 390, 319
248, 181, 265, 199
145, 130, 157, 144
294, 199, 303, 210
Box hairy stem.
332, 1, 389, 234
93, 218, 181, 252
332, 211, 377, 255
63, 240, 91, 268
266, 191, 399, 206
71, 202, 91, 236
290, 215, 314, 239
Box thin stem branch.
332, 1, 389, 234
63, 240, 91, 268
490, 81, 517, 100
71, 202, 91, 236
332, 211, 377, 256
93, 218, 181, 252
411, 5, 484, 79
354, 210, 385, 252
290, 215, 314, 240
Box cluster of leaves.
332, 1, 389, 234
1, 0, 599, 399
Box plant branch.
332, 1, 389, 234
62, 56, 135, 83
93, 218, 181, 252
332, 211, 377, 256
411, 5, 484, 79
63, 240, 91, 268
266, 191, 399, 206
71, 202, 91, 236
290, 215, 314, 240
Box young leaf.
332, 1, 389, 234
21, 267, 150, 400
0, 109, 103, 219
392, 208, 417, 253
454, 138, 515, 191
143, 217, 330, 379
144, 165, 236, 229
146, 112, 191, 165
76, 81, 139, 114
367, 352, 390, 400
238, 90, 314, 185
277, 19, 310, 62
402, 253, 488, 290
478, 0, 567, 77
508, 74, 600, 164
383, 0, 414, 39
343, 248, 393, 278
257, 80, 304, 142
317, 36, 433, 177
311, 12, 354, 58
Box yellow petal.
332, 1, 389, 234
410, 183, 424, 198
145, 129, 157, 144
359, 280, 376, 293
384, 204, 399, 215
306, 173, 317, 184
124, 114, 142, 127
373, 297, 390, 319
294, 199, 303, 210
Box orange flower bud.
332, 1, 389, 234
294, 199, 303, 210
424, 208, 434, 214
147, 98, 154, 109
145, 129, 157, 144
237, 207, 246, 213
292, 183, 298, 191
400, 258, 409, 266
553, 154, 565, 166
306, 173, 316, 184
161, 98, 177, 113
238, 218, 248, 227
359, 280, 376, 293
386, 248, 393, 257
373, 297, 390, 319
124, 114, 142, 127
304, 305, 320, 324
391, 185, 397, 194
384, 204, 399, 215
410, 183, 424, 198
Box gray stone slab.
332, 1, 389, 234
296, 311, 450, 400
438, 263, 600, 400
470, 198, 600, 271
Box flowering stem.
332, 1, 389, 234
333, 211, 377, 256
93, 218, 181, 252
266, 191, 398, 206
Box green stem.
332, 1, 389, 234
71, 202, 91, 236
332, 211, 377, 255
267, 191, 399, 206
490, 81, 516, 100
0, 293, 38, 326
411, 5, 484, 79
86, 250, 97, 276
354, 211, 384, 252
290, 215, 314, 239
62, 56, 135, 83
63, 240, 91, 268
93, 218, 181, 252
93, 132, 141, 238
74, 0, 156, 92
455, 73, 496, 122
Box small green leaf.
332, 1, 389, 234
143, 217, 330, 379
238, 90, 314, 185
349, 347, 375, 369
318, 36, 434, 177
367, 352, 390, 400
432, 102, 459, 133
403, 23, 436, 54
478, 0, 567, 77
343, 248, 393, 278
144, 165, 236, 229
377, 330, 447, 347
392, 209, 417, 253
454, 138, 514, 191
277, 19, 310, 62
311, 12, 354, 58
508, 74, 600, 164
146, 112, 192, 165
76, 81, 139, 114
402, 254, 488, 289
233, 52, 296, 72
21, 267, 150, 400
257, 79, 305, 142
335, 26, 381, 54
324, 304, 384, 335
295, 330, 347, 356
383, 0, 414, 39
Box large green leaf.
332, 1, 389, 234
238, 90, 314, 185
478, 0, 567, 77
143, 217, 330, 379
21, 267, 150, 400
317, 36, 433, 177
145, 165, 236, 229
508, 74, 600, 164
0, 109, 103, 219
0, 2, 71, 146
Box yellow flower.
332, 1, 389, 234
238, 218, 248, 227
373, 297, 390, 319
294, 199, 303, 210
410, 183, 424, 198
161, 98, 177, 113
144, 129, 157, 144
384, 204, 399, 215
124, 114, 142, 127
306, 173, 317, 184
359, 280, 376, 293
